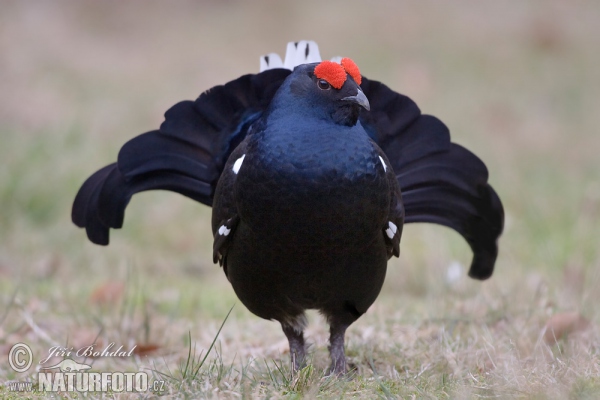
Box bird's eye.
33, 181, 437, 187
317, 79, 331, 90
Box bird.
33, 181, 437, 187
72, 41, 504, 375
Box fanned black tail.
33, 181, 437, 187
70, 133, 216, 245
72, 69, 291, 245
72, 68, 503, 280
360, 78, 504, 280
398, 142, 503, 280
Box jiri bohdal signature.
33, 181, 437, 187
39, 343, 136, 365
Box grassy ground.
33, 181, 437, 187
1, 1, 600, 398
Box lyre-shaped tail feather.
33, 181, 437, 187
72, 69, 291, 245
360, 77, 504, 279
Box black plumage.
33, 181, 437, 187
72, 52, 503, 374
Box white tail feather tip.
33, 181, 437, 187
260, 41, 324, 72
284, 40, 322, 70
260, 53, 284, 72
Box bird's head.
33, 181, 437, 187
269, 58, 370, 127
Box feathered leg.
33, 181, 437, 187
281, 322, 306, 372
327, 322, 349, 375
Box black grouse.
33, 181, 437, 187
72, 41, 504, 375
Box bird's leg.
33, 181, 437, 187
327, 322, 349, 375
281, 322, 306, 372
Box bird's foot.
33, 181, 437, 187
326, 360, 357, 379
327, 359, 347, 376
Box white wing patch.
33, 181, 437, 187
218, 225, 231, 236
379, 156, 388, 172
385, 221, 398, 239
260, 41, 322, 71
232, 154, 246, 174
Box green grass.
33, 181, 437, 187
1, 1, 600, 398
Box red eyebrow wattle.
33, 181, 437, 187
341, 58, 361, 85
314, 61, 347, 89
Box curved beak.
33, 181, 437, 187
342, 87, 370, 111
342, 87, 371, 111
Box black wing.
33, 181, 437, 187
360, 77, 504, 280
72, 68, 503, 281
72, 69, 291, 245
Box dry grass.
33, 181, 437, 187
1, 1, 599, 398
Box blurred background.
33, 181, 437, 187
1, 0, 599, 396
